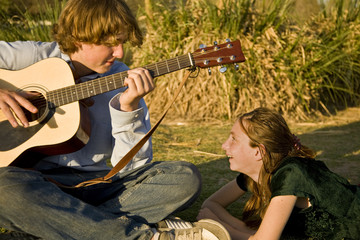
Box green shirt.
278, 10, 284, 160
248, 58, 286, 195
271, 157, 360, 240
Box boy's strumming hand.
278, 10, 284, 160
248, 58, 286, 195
0, 89, 38, 128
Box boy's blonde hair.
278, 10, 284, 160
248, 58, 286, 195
53, 0, 143, 54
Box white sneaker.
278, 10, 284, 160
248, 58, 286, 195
156, 217, 231, 240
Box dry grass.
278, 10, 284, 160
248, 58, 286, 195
1, 0, 359, 121
127, 0, 360, 122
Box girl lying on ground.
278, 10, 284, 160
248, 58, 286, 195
197, 107, 360, 240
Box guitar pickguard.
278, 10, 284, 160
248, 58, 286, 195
0, 104, 55, 151
0, 120, 45, 151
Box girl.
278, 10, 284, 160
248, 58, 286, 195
197, 107, 360, 240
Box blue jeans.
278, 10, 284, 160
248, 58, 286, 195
0, 161, 201, 240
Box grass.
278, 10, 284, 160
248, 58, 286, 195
2, 107, 359, 238
0, 0, 63, 41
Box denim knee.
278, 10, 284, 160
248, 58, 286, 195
0, 167, 42, 186
156, 161, 202, 201
0, 167, 43, 203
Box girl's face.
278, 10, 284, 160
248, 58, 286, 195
222, 120, 263, 181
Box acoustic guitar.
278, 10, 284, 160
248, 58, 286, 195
0, 39, 245, 167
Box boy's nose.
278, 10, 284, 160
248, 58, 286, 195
112, 44, 124, 58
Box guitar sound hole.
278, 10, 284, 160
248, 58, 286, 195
23, 93, 48, 122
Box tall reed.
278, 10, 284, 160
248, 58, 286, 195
0, 0, 359, 121
129, 0, 360, 121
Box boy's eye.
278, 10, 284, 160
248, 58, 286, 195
101, 35, 127, 47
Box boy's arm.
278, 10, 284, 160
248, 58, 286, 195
109, 67, 154, 172
109, 97, 152, 171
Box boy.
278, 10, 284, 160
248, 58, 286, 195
0, 0, 230, 239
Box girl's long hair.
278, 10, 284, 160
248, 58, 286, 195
238, 108, 316, 228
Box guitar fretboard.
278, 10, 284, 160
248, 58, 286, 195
46, 54, 193, 108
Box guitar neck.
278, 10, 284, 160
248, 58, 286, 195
46, 53, 194, 108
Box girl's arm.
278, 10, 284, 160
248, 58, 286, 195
249, 195, 297, 240
197, 179, 255, 238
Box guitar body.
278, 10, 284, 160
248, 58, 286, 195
0, 58, 89, 167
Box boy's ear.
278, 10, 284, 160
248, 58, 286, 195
74, 41, 83, 51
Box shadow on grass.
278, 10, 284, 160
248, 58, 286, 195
298, 120, 360, 184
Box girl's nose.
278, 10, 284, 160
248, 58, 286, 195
222, 139, 228, 151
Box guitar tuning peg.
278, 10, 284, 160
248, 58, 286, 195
234, 63, 239, 71
200, 44, 207, 53
219, 65, 227, 73
199, 44, 206, 49
208, 67, 212, 75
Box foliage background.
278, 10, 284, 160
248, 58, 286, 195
0, 0, 360, 238
0, 0, 359, 122
129, 0, 360, 122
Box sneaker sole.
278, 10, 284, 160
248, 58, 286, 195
193, 219, 231, 240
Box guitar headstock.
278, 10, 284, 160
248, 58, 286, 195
193, 39, 245, 73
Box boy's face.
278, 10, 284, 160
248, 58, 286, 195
70, 42, 124, 75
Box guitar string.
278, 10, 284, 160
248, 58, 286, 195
47, 56, 193, 107
48, 56, 192, 96
46, 59, 204, 106
46, 46, 233, 107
